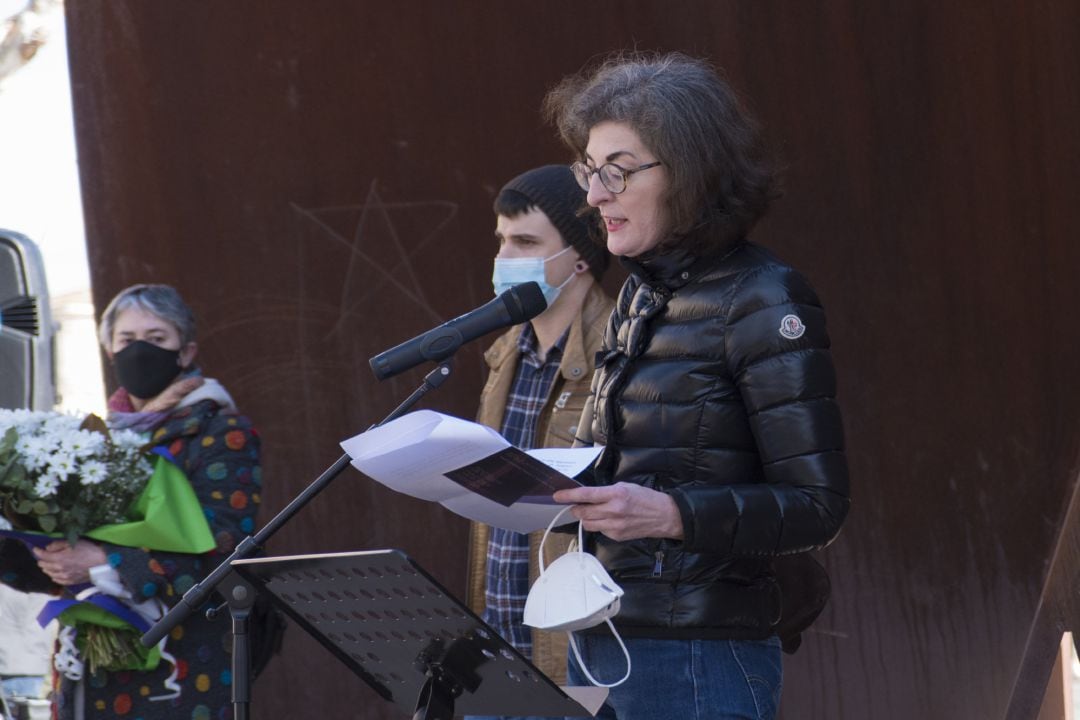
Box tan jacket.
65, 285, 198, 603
466, 283, 614, 684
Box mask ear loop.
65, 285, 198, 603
568, 618, 632, 688
537, 505, 576, 575
537, 506, 632, 688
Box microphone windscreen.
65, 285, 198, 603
503, 281, 547, 324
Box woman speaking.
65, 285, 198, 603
547, 53, 851, 720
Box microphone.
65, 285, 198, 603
369, 282, 547, 380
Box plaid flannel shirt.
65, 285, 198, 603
480, 323, 566, 656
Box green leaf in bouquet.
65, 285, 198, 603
16, 498, 34, 514
6, 463, 25, 487
38, 514, 57, 532
0, 455, 15, 484
32, 500, 49, 515
0, 427, 16, 454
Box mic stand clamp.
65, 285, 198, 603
212, 572, 256, 720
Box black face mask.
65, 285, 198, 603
113, 340, 184, 399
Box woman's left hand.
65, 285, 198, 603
552, 482, 684, 542
33, 540, 108, 586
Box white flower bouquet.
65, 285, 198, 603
0, 410, 153, 544
0, 408, 216, 675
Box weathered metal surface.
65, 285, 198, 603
65, 2, 1080, 718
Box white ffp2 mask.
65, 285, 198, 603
523, 506, 631, 687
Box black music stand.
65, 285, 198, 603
231, 549, 606, 720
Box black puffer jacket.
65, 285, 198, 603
583, 241, 850, 639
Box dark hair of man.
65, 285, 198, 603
543, 51, 778, 257
493, 188, 544, 223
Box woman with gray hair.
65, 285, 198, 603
95, 283, 203, 414
26, 283, 266, 720
546, 53, 850, 719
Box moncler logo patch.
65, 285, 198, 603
779, 314, 806, 340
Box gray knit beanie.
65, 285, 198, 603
496, 165, 610, 278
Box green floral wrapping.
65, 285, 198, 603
84, 451, 215, 553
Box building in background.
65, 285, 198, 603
0, 0, 102, 416
1, 4, 95, 715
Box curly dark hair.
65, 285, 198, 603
543, 51, 778, 256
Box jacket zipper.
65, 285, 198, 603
652, 550, 664, 577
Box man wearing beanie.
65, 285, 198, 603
465, 165, 614, 719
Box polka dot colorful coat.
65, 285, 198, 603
56, 399, 262, 720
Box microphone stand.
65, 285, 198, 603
140, 361, 454, 720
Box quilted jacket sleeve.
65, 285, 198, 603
670, 264, 850, 556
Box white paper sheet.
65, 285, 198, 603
340, 410, 602, 532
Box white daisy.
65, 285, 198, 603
80, 460, 108, 486
34, 473, 61, 497
64, 430, 106, 460
47, 454, 77, 479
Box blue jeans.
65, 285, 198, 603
567, 635, 783, 720
464, 715, 561, 720
464, 714, 561, 720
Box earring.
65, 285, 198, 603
575, 262, 588, 273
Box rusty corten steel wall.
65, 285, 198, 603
65, 2, 1080, 719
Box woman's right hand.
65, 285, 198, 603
552, 482, 685, 542
33, 540, 108, 587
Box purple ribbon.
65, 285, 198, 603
38, 593, 151, 633
0, 527, 58, 549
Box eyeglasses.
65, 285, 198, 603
570, 160, 662, 194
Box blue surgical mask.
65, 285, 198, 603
492, 246, 576, 305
